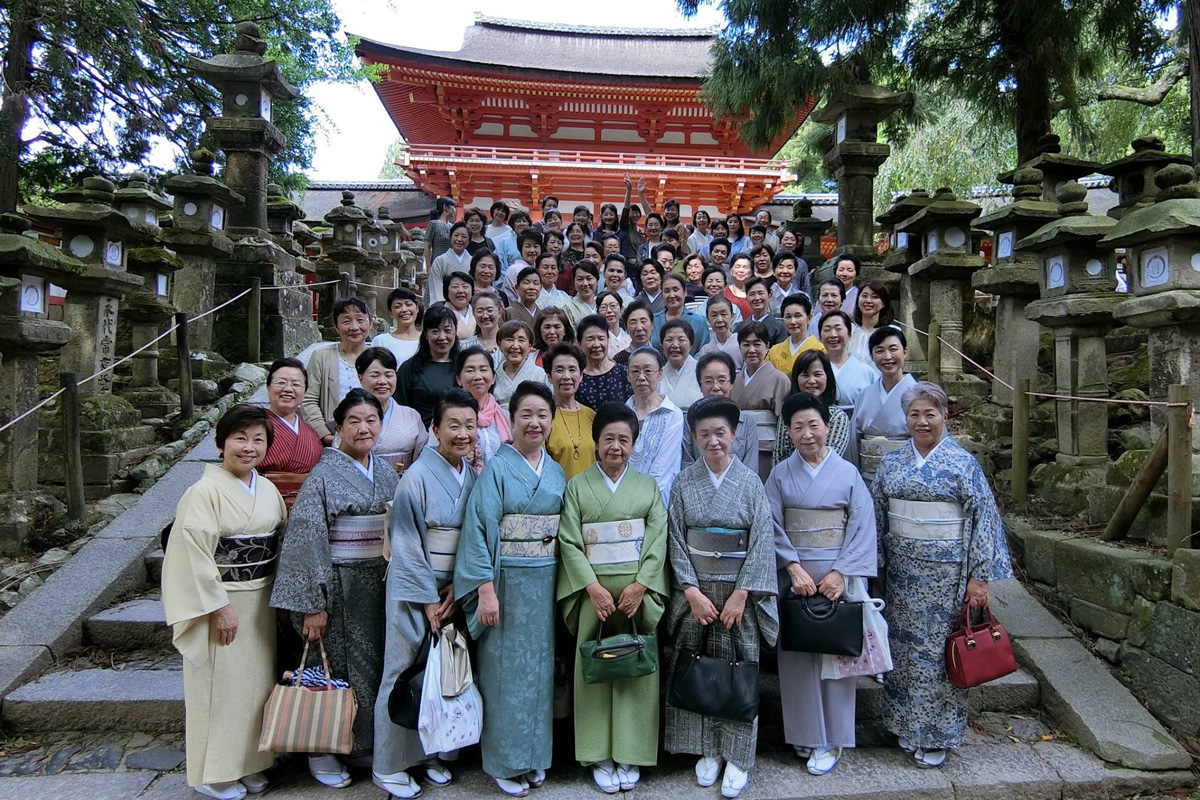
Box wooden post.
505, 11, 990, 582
927, 322, 942, 385
1012, 377, 1030, 509
59, 373, 85, 520
1167, 384, 1193, 555
338, 272, 351, 301
248, 277, 262, 364
175, 312, 194, 420
1102, 429, 1169, 542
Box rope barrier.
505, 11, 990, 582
350, 278, 398, 291
77, 321, 180, 391
0, 390, 65, 435
189, 287, 251, 322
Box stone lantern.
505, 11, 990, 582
375, 207, 405, 317
877, 190, 933, 372
895, 188, 989, 399
1019, 181, 1122, 508
162, 150, 245, 351
114, 171, 172, 229
265, 182, 305, 256
190, 21, 299, 236
972, 168, 1060, 410
1100, 136, 1190, 221
783, 198, 831, 268
998, 134, 1102, 205
0, 214, 75, 550
317, 191, 369, 334
356, 210, 389, 324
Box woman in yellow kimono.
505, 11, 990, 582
162, 405, 286, 800
557, 402, 668, 794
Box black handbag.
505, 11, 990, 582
667, 624, 759, 723
779, 593, 864, 656
579, 617, 658, 684
388, 630, 431, 729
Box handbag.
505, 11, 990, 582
578, 616, 658, 685
388, 629, 432, 729
667, 624, 759, 723
945, 602, 1017, 689
779, 592, 864, 656
820, 597, 894, 679
439, 623, 474, 698
258, 637, 358, 754
418, 635, 484, 752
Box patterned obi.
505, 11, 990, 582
427, 526, 461, 579
686, 526, 749, 580
583, 518, 646, 566
859, 436, 907, 483
887, 499, 965, 541
215, 530, 279, 582
262, 472, 308, 512
329, 513, 387, 560
499, 513, 561, 559
783, 507, 847, 552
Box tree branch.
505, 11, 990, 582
1095, 55, 1188, 106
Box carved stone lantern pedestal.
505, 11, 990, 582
877, 190, 933, 373
317, 191, 368, 338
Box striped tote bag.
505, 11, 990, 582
259, 637, 358, 754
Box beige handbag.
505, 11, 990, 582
258, 638, 358, 754
439, 623, 474, 698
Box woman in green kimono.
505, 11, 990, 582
455, 381, 568, 797
557, 402, 668, 794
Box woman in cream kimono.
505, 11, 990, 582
557, 402, 668, 794
374, 389, 480, 798
162, 405, 286, 800
455, 381, 568, 797
849, 327, 916, 484
765, 393, 876, 777
271, 389, 400, 789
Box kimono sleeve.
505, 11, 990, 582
635, 485, 670, 610
389, 471, 441, 605
666, 477, 699, 590
161, 484, 227, 666
270, 473, 334, 615
764, 465, 800, 570
735, 478, 780, 598
555, 479, 598, 634
872, 465, 889, 571
961, 457, 1012, 582
831, 467, 878, 580
454, 458, 504, 638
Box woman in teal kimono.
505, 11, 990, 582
374, 389, 480, 798
455, 381, 567, 797
557, 402, 669, 794
873, 382, 1011, 768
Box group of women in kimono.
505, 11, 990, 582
162, 270, 1010, 800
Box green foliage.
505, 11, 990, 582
377, 138, 409, 179
2, 0, 364, 201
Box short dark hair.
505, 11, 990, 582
593, 291, 623, 313
577, 312, 610, 342
455, 345, 495, 377
510, 210, 531, 227
593, 401, 640, 443
628, 345, 664, 368
686, 396, 740, 433
443, 270, 473, 300
544, 342, 585, 373
737, 320, 770, 345
645, 212, 664, 227
621, 298, 653, 328
543, 229, 564, 245
773, 250, 800, 271
215, 404, 274, 452
706, 293, 734, 314
660, 317, 695, 345
385, 287, 424, 327
836, 254, 862, 276
662, 229, 680, 243
781, 294, 813, 316
819, 310, 854, 334
434, 387, 480, 428
640, 259, 664, 278
541, 195, 559, 209
782, 389, 829, 427
744, 276, 768, 295
574, 260, 600, 280
333, 388, 383, 426
709, 237, 731, 253
498, 319, 534, 344
510, 380, 556, 417
664, 199, 680, 210
517, 230, 543, 252
535, 251, 561, 272
355, 346, 397, 374
449, 220, 469, 238
470, 249, 500, 279
653, 243, 677, 260
696, 351, 736, 382
661, 272, 687, 291
790, 349, 838, 408
332, 296, 370, 322
489, 201, 509, 217
756, 209, 773, 223
868, 324, 907, 351
604, 253, 627, 271
267, 357, 306, 388
818, 278, 846, 300
463, 208, 487, 226
517, 265, 540, 285
701, 267, 727, 288
533, 307, 575, 351
749, 223, 768, 236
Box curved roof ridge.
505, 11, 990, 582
471, 12, 719, 38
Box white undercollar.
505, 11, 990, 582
601, 466, 628, 494
912, 436, 947, 468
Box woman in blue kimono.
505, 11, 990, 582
455, 381, 568, 797
374, 389, 480, 798
873, 381, 1011, 768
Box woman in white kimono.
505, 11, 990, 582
455, 382, 568, 797
664, 397, 778, 800
819, 311, 879, 410
849, 327, 916, 485
271, 390, 400, 789
162, 405, 286, 800
455, 345, 511, 473
351, 347, 427, 471
625, 347, 684, 507
765, 393, 876, 776
873, 382, 1012, 768
373, 389, 480, 798
495, 320, 547, 409
660, 319, 703, 410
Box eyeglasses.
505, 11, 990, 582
700, 377, 731, 388
627, 368, 659, 378
270, 379, 305, 390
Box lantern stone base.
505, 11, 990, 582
119, 385, 180, 420
1030, 457, 1110, 516
39, 394, 159, 499
0, 491, 64, 554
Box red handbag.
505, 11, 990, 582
944, 603, 1017, 689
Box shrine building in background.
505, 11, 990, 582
355, 15, 812, 218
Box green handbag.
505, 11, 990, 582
579, 616, 658, 685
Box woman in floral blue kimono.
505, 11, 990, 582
873, 382, 1011, 768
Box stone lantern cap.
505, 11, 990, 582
190, 21, 298, 100
810, 81, 911, 126
114, 172, 172, 213
1099, 164, 1200, 249
376, 206, 409, 239
325, 190, 369, 226
25, 176, 151, 244
896, 188, 982, 234
164, 150, 246, 206
876, 190, 931, 227
998, 134, 1102, 186
975, 167, 1060, 232
266, 183, 304, 224
0, 212, 142, 298
1016, 181, 1115, 251
292, 220, 318, 247
1100, 135, 1190, 180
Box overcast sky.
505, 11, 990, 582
306, 0, 723, 181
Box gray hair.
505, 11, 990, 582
901, 381, 949, 417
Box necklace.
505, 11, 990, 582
561, 409, 584, 460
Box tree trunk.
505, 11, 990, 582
1012, 56, 1053, 166
1188, 0, 1200, 170
0, 1, 35, 213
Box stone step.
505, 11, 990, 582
85, 595, 170, 650
3, 668, 184, 733
145, 549, 164, 584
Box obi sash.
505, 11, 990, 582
499, 513, 561, 559
887, 499, 966, 541
859, 436, 907, 482
583, 518, 646, 566
783, 507, 847, 551
427, 526, 462, 578
686, 526, 749, 579
214, 530, 279, 582
329, 513, 387, 560
262, 472, 308, 512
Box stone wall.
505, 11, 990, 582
1010, 528, 1200, 737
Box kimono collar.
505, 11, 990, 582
706, 458, 734, 490
742, 362, 766, 385
600, 465, 628, 494
270, 409, 301, 435
878, 372, 915, 403
912, 434, 949, 468
241, 469, 258, 496
330, 447, 374, 481
795, 447, 833, 479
